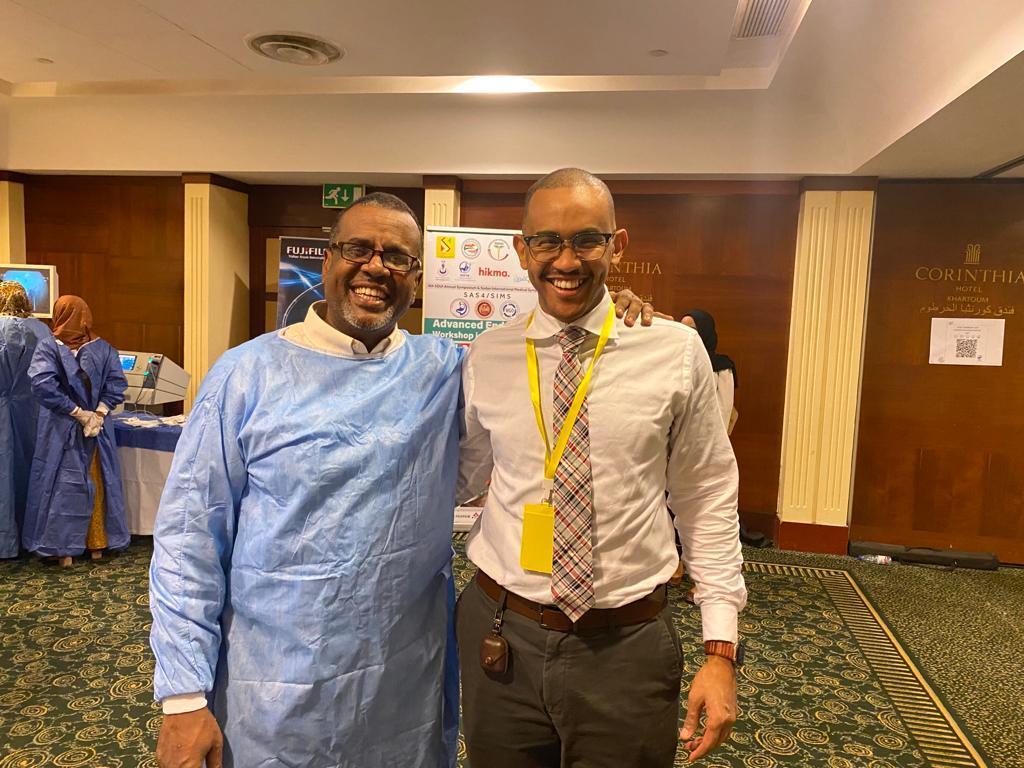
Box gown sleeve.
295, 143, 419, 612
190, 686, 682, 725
148, 363, 247, 702
28, 337, 78, 415
98, 342, 128, 411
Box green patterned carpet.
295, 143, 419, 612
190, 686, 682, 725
0, 539, 996, 767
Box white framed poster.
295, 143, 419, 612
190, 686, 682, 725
928, 318, 1005, 366
422, 226, 537, 347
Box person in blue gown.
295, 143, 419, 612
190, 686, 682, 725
22, 295, 129, 562
150, 194, 463, 768
0, 281, 52, 558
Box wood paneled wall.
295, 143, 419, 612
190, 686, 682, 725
461, 180, 800, 526
248, 185, 425, 338
853, 181, 1024, 564
23, 176, 185, 364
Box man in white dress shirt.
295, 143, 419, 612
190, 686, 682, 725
457, 168, 746, 767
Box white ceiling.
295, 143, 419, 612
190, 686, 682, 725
0, 0, 794, 82
1, 0, 1023, 179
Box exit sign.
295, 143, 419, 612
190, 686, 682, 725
322, 184, 363, 209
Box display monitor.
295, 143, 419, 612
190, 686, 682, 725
0, 264, 60, 318
119, 354, 137, 372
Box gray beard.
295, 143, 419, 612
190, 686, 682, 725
339, 298, 396, 332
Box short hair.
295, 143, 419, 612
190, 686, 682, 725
328, 192, 422, 245
523, 168, 615, 226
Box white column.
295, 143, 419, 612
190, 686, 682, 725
0, 179, 26, 263
183, 180, 249, 410
778, 190, 875, 545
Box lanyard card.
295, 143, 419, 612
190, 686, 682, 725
520, 502, 555, 574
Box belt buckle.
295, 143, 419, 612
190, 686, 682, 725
538, 606, 569, 632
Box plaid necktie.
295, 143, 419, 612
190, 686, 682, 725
551, 325, 596, 621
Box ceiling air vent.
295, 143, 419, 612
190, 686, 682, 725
733, 0, 791, 39
246, 33, 343, 66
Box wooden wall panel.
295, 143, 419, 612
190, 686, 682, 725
461, 184, 800, 523
23, 176, 185, 365
852, 182, 1024, 564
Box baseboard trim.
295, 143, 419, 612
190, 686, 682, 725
777, 521, 849, 555
739, 510, 780, 543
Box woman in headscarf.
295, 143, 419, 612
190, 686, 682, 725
22, 295, 129, 566
0, 281, 52, 558
680, 309, 738, 434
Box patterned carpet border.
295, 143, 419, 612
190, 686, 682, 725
746, 560, 988, 768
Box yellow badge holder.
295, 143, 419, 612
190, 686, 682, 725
520, 303, 615, 573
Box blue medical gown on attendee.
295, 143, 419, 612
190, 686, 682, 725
22, 336, 129, 556
149, 330, 464, 768
0, 317, 51, 558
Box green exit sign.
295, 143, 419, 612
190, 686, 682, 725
322, 184, 363, 209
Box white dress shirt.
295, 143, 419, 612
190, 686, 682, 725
458, 290, 746, 643
161, 302, 404, 715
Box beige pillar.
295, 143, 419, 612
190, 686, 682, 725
777, 184, 876, 553
407, 176, 462, 334
183, 175, 250, 410
0, 179, 27, 263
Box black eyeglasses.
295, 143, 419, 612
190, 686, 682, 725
330, 242, 421, 273
521, 232, 614, 262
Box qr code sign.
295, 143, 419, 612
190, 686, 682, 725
955, 337, 979, 359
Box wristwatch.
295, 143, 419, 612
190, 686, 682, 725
704, 640, 744, 666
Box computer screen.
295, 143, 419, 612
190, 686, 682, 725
0, 264, 60, 318
119, 354, 137, 372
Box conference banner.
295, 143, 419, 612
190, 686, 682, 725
422, 226, 537, 346
277, 237, 329, 328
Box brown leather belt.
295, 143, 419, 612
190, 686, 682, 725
475, 570, 666, 633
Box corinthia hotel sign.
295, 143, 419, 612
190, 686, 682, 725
917, 244, 1019, 317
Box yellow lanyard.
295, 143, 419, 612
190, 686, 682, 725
526, 302, 615, 497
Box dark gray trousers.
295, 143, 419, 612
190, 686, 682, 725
456, 577, 683, 768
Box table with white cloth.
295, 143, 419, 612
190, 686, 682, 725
112, 413, 182, 535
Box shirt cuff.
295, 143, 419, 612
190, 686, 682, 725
161, 692, 208, 715
700, 602, 739, 644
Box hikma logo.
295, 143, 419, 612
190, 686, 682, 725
478, 267, 510, 278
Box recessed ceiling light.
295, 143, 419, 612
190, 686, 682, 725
648, 49, 669, 57
35, 57, 54, 64
453, 76, 541, 94
246, 33, 343, 66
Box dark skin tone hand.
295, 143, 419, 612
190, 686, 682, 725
679, 655, 737, 762
609, 289, 664, 325
156, 708, 223, 768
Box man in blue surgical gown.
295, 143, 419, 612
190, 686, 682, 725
150, 193, 463, 768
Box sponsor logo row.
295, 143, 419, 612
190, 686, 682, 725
450, 298, 520, 321
436, 236, 511, 262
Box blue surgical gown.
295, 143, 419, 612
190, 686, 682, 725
22, 336, 129, 557
0, 316, 51, 558
149, 329, 464, 768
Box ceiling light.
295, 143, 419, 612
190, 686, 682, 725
648, 49, 669, 57
246, 33, 343, 66
453, 76, 541, 94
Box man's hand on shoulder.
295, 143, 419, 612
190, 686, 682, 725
679, 655, 737, 762
610, 289, 671, 326
157, 708, 223, 768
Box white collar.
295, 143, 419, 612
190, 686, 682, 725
280, 301, 405, 358
523, 288, 619, 342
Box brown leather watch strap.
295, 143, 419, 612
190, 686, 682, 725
704, 640, 738, 663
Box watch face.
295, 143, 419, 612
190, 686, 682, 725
736, 642, 745, 666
